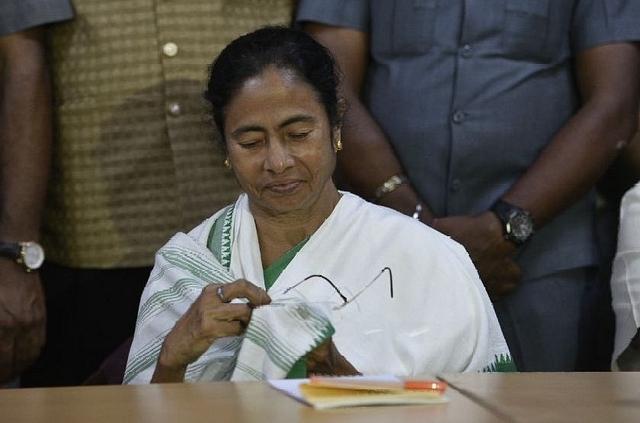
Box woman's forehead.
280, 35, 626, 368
237, 66, 307, 94
228, 68, 323, 113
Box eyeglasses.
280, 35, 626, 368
270, 267, 393, 311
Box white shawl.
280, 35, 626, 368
611, 182, 640, 367
124, 192, 512, 384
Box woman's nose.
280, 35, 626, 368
265, 140, 293, 173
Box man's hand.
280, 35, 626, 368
433, 212, 522, 301
0, 261, 46, 383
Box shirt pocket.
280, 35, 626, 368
502, 0, 558, 63
371, 0, 437, 56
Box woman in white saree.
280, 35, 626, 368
124, 26, 514, 384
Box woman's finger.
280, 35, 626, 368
205, 303, 254, 327
211, 279, 271, 307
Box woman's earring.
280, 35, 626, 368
224, 158, 231, 168
334, 138, 343, 152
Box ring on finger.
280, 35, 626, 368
217, 286, 226, 302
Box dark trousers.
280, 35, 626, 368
20, 263, 150, 387
494, 267, 601, 372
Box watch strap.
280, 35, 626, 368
490, 200, 516, 225
0, 242, 21, 259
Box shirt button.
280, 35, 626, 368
461, 44, 473, 58
162, 42, 179, 57
167, 102, 182, 117
452, 110, 466, 124
450, 179, 461, 192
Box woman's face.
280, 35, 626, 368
224, 66, 339, 218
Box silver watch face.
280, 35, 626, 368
507, 212, 534, 243
22, 242, 45, 270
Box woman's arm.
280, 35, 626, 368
151, 280, 270, 383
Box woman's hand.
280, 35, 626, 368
306, 339, 360, 377
151, 279, 270, 383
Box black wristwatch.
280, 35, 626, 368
490, 200, 535, 245
0, 241, 45, 272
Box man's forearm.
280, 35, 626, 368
501, 42, 640, 228
0, 27, 52, 241
305, 23, 436, 223
0, 26, 51, 384
337, 89, 435, 222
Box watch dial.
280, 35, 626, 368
24, 244, 45, 269
511, 214, 534, 241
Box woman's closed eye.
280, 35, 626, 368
238, 137, 265, 149
287, 130, 312, 141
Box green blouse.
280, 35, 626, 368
263, 237, 310, 379
207, 211, 311, 378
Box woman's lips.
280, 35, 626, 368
266, 180, 301, 194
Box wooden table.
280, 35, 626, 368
1, 380, 503, 423
3, 373, 638, 422
440, 372, 640, 423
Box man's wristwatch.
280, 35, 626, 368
0, 241, 45, 272
490, 200, 535, 245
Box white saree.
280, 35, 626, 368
124, 192, 513, 384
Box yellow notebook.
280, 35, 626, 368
269, 376, 448, 409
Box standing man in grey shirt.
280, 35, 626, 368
0, 0, 74, 385
296, 0, 640, 371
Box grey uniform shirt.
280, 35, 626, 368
297, 0, 640, 279
0, 0, 73, 36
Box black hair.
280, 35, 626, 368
204, 26, 341, 153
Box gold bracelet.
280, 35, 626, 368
374, 174, 408, 201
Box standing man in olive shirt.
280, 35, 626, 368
3, 0, 297, 386
0, 0, 74, 386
